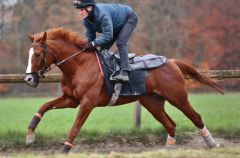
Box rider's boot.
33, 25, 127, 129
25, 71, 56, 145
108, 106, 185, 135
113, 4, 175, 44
111, 70, 129, 82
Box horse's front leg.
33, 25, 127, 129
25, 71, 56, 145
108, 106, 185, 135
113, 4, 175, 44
26, 95, 79, 145
62, 97, 95, 153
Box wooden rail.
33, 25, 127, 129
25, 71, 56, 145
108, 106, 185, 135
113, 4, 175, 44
0, 70, 239, 83
199, 70, 240, 79
0, 74, 61, 83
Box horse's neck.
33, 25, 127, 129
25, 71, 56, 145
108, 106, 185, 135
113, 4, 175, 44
58, 50, 100, 87
50, 40, 95, 77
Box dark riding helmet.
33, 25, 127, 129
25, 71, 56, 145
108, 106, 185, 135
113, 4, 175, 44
73, 0, 95, 9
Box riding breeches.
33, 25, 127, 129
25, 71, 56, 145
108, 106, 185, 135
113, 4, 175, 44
102, 11, 138, 71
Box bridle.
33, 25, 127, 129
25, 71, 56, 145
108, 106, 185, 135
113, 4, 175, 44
30, 43, 86, 78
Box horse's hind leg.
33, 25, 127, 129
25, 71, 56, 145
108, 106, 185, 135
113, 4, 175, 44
26, 95, 79, 145
167, 91, 220, 148
139, 95, 177, 148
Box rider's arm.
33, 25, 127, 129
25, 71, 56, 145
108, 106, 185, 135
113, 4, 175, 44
83, 20, 96, 43
94, 14, 113, 47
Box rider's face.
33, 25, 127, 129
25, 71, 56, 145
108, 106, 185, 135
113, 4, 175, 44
78, 6, 92, 19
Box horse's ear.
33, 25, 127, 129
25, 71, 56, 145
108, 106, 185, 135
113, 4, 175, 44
40, 31, 47, 44
28, 33, 34, 43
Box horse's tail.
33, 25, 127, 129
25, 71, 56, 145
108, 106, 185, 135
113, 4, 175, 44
173, 59, 224, 94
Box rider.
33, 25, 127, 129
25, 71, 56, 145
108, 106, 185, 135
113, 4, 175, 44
73, 0, 138, 82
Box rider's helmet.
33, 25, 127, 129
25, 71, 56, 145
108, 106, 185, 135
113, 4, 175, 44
73, 0, 95, 9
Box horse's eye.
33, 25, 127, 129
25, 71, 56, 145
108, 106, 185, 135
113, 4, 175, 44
35, 53, 41, 58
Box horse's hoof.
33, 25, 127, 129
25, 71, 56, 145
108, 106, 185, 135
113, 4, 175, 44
26, 134, 35, 145
165, 144, 177, 150
62, 145, 71, 154
216, 143, 224, 148
208, 142, 224, 148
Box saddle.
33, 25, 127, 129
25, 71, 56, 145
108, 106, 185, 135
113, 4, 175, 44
96, 50, 167, 105
99, 50, 167, 73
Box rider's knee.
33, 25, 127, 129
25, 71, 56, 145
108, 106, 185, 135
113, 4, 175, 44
116, 40, 127, 48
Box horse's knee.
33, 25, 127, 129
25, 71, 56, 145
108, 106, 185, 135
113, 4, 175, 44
38, 103, 53, 114
80, 103, 94, 114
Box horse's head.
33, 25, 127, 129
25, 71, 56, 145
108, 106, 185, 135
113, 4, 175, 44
24, 31, 56, 87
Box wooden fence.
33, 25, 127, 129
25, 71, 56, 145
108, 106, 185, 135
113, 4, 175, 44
0, 70, 240, 83
0, 70, 240, 128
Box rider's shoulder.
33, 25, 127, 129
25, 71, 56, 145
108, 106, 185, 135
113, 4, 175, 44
95, 3, 131, 10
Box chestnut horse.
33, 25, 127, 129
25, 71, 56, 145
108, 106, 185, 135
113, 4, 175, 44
24, 28, 224, 153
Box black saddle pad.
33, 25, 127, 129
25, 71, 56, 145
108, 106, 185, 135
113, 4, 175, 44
96, 50, 167, 96
96, 51, 148, 96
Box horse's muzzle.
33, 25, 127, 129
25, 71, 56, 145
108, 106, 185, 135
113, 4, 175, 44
24, 73, 39, 88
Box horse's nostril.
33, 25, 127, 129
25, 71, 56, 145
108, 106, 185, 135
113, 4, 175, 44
27, 78, 32, 82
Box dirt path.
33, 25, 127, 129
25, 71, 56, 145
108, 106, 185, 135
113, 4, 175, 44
0, 134, 239, 156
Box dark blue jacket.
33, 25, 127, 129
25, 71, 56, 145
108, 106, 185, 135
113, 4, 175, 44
83, 3, 133, 46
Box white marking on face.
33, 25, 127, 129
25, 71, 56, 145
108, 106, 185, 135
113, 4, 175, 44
26, 48, 34, 73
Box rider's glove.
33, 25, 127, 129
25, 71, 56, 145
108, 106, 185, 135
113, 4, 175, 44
84, 41, 96, 50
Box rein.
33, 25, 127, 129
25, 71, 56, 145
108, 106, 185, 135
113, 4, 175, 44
31, 43, 86, 77
55, 48, 86, 66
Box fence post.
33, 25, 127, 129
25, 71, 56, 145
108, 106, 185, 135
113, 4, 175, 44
134, 101, 142, 128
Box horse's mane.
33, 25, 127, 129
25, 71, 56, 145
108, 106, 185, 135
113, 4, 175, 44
35, 27, 86, 47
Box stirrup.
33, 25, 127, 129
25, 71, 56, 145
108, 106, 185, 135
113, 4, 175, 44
110, 72, 129, 83
110, 71, 119, 81
114, 53, 136, 60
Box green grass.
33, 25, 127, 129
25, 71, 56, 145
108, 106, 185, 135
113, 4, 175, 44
0, 93, 239, 147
